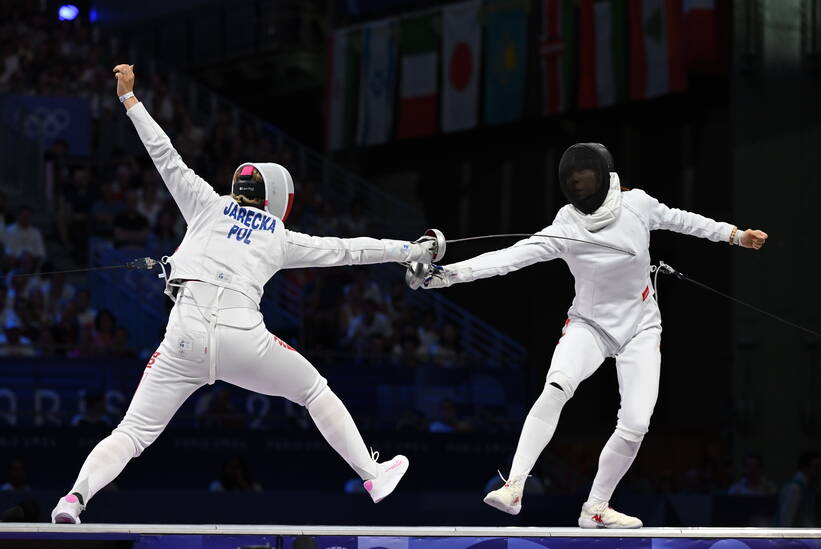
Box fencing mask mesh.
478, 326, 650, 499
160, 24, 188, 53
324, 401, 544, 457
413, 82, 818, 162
558, 143, 613, 215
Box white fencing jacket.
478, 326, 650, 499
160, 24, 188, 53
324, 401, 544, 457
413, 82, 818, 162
127, 102, 425, 306
440, 174, 735, 347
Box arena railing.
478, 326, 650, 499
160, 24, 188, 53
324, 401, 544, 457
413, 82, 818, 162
373, 264, 528, 367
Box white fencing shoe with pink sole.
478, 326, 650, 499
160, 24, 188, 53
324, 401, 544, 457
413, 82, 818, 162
51, 493, 85, 524
363, 454, 409, 503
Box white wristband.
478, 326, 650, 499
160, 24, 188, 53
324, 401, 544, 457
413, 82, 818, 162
118, 91, 135, 103
733, 229, 743, 245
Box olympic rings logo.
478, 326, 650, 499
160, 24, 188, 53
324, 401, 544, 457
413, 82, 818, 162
22, 107, 72, 140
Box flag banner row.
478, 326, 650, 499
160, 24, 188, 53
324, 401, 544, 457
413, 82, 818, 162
326, 0, 718, 149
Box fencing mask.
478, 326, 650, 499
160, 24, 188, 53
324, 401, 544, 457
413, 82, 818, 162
558, 143, 613, 215
232, 163, 295, 222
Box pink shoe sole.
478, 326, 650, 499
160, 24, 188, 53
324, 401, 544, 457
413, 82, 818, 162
53, 513, 80, 524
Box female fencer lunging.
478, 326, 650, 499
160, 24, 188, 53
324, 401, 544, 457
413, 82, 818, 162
407, 143, 767, 528
51, 64, 444, 523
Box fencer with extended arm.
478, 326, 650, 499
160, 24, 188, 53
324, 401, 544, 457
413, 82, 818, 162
402, 142, 771, 528
407, 189, 767, 291
114, 64, 444, 306
49, 64, 445, 525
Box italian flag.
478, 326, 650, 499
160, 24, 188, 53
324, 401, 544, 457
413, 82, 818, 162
396, 12, 439, 139
578, 0, 628, 110
629, 0, 686, 100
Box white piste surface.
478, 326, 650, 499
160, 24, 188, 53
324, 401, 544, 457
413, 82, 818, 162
0, 525, 820, 538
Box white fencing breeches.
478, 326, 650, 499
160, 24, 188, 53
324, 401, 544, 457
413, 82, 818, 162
69, 282, 377, 504
509, 303, 661, 505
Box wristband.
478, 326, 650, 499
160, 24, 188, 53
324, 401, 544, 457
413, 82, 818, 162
118, 91, 135, 103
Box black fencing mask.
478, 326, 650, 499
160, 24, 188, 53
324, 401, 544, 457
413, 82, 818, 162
558, 143, 613, 214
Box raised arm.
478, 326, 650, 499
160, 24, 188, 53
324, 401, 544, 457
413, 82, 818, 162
281, 230, 441, 269
640, 189, 767, 249
408, 227, 568, 289
113, 64, 219, 224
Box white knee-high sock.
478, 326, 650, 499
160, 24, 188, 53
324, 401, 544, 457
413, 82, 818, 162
509, 384, 568, 479
588, 432, 642, 504
69, 431, 136, 504
307, 388, 378, 480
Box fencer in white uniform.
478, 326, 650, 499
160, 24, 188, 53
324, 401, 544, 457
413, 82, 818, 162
407, 143, 768, 528
51, 65, 444, 523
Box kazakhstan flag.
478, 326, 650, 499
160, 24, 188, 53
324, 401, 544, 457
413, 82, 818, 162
483, 0, 529, 126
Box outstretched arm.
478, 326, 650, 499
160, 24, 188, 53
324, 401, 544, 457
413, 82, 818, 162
113, 64, 219, 224
410, 228, 567, 289
643, 190, 767, 250
281, 230, 440, 269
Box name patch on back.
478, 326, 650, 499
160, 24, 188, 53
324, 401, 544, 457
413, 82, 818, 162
223, 202, 276, 245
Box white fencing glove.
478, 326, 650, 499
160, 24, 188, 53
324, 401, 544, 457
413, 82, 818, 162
405, 262, 453, 290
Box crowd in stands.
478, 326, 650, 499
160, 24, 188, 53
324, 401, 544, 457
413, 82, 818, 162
0, 191, 134, 357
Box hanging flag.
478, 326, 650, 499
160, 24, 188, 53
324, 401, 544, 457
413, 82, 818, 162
396, 11, 439, 139
539, 0, 577, 115
357, 19, 398, 146
441, 0, 481, 133
326, 28, 360, 150
629, 0, 686, 100
578, 0, 629, 110
683, 0, 721, 73
483, 0, 529, 126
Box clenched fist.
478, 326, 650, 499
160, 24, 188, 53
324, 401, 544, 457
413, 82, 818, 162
740, 229, 768, 250
113, 64, 135, 97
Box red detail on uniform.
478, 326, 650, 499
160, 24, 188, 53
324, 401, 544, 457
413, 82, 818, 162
272, 335, 295, 351
641, 286, 650, 301
240, 165, 255, 176
559, 318, 570, 340
592, 514, 604, 524
136, 352, 161, 392
282, 193, 294, 222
